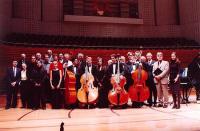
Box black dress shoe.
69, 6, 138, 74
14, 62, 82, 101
172, 105, 177, 109
148, 103, 152, 107
5, 106, 10, 110
176, 105, 180, 109
153, 104, 157, 107
157, 104, 163, 107
163, 104, 168, 108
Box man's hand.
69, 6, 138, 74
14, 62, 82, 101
155, 76, 161, 81
11, 82, 16, 87
51, 84, 55, 90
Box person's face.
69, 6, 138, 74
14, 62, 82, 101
73, 59, 78, 65
53, 56, 58, 61
146, 53, 152, 61
59, 54, 63, 60
141, 56, 146, 62
64, 54, 70, 60
128, 55, 133, 61
44, 55, 49, 62
157, 53, 163, 61
22, 64, 27, 70
87, 57, 92, 65
135, 53, 141, 60
98, 59, 102, 66
21, 54, 26, 59
120, 57, 125, 63
171, 53, 176, 60
31, 56, 36, 63
13, 61, 17, 67
78, 55, 84, 60
47, 50, 52, 55
111, 56, 116, 63
36, 53, 41, 59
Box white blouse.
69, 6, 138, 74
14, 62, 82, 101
21, 70, 27, 80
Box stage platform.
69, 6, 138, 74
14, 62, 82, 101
0, 96, 200, 131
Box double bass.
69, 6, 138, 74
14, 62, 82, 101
77, 65, 98, 104
108, 57, 129, 106
129, 63, 150, 102
65, 70, 77, 104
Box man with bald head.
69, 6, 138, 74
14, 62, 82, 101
17, 53, 28, 69
153, 52, 169, 108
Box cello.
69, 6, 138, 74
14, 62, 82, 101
108, 56, 129, 106
77, 65, 98, 104
128, 63, 150, 102
64, 70, 77, 104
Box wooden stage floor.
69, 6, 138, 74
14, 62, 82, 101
0, 97, 200, 131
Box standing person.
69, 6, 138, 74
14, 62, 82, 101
28, 55, 37, 73
76, 53, 86, 90
36, 53, 44, 63
59, 53, 64, 64
31, 61, 46, 109
130, 51, 149, 108
49, 54, 63, 71
96, 57, 108, 108
63, 53, 73, 78
19, 63, 31, 108
5, 60, 21, 109
126, 52, 136, 73
153, 52, 169, 108
169, 52, 181, 109
17, 53, 28, 69
188, 52, 200, 101
50, 61, 63, 109
47, 49, 53, 62
146, 52, 157, 107
43, 54, 51, 103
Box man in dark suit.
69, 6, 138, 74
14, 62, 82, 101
107, 54, 125, 80
6, 60, 21, 109
146, 52, 157, 107
79, 56, 99, 87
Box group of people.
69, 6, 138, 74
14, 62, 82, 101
5, 49, 200, 110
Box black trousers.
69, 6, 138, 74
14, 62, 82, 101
51, 89, 62, 109
44, 76, 51, 103
194, 81, 200, 100
147, 79, 157, 105
32, 86, 46, 109
98, 87, 109, 108
6, 85, 18, 108
20, 80, 32, 108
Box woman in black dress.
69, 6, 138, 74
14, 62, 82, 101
50, 61, 63, 109
169, 52, 181, 109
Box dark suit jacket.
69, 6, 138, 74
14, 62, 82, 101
78, 63, 99, 87
6, 67, 21, 86
107, 63, 125, 78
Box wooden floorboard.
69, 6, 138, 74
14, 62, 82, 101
0, 96, 200, 131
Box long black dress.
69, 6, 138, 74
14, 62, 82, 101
169, 60, 180, 95
51, 69, 62, 109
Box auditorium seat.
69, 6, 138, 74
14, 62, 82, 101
5, 33, 200, 49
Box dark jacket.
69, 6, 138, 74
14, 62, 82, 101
6, 67, 21, 86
